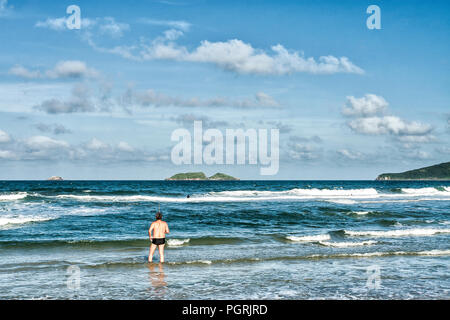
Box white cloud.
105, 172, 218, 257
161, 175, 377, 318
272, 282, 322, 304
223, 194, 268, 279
117, 141, 134, 152
87, 29, 364, 76
343, 94, 434, 144
35, 17, 128, 37
394, 135, 436, 144
0, 82, 71, 114
147, 39, 364, 75
255, 92, 280, 107
9, 61, 99, 80
171, 113, 229, 128
35, 123, 72, 135
86, 138, 109, 150
46, 60, 99, 79
26, 136, 69, 150
0, 150, 15, 159
0, 129, 11, 143
347, 116, 432, 136
265, 121, 292, 133
8, 65, 42, 79
35, 17, 67, 30
120, 87, 280, 109
98, 17, 130, 38
34, 84, 96, 114
337, 149, 365, 160
139, 18, 191, 31
36, 13, 362, 76
0, 133, 170, 163
287, 143, 322, 161
342, 94, 388, 117
32, 82, 277, 114
404, 150, 431, 160
222, 41, 361, 74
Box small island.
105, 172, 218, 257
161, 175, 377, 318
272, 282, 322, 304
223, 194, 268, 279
47, 176, 64, 181
376, 161, 450, 181
166, 172, 239, 181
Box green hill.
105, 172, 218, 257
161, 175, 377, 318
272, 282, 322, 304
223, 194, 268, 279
376, 162, 450, 180
166, 172, 208, 180
166, 172, 238, 180
208, 173, 239, 180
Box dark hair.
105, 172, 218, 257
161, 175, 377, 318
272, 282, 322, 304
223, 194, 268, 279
156, 212, 162, 220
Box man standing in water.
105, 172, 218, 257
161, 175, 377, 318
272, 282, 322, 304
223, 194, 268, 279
148, 212, 170, 263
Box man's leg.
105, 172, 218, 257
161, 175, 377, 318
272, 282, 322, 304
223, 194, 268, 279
158, 244, 165, 263
149, 244, 157, 262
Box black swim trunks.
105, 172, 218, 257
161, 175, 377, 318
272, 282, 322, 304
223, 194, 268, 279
152, 238, 166, 245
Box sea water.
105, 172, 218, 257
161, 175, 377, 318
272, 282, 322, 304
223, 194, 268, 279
0, 180, 449, 299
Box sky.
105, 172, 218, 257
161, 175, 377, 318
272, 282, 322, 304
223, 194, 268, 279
0, 0, 449, 180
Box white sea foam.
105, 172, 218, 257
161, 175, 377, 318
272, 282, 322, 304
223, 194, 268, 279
309, 252, 386, 258
211, 188, 379, 198
415, 249, 450, 256
287, 234, 330, 242
186, 260, 212, 265
51, 194, 262, 203
0, 193, 28, 201
68, 207, 108, 215
26, 186, 450, 203
327, 199, 357, 204
167, 239, 190, 246
319, 240, 377, 247
0, 215, 53, 227
344, 228, 450, 238
401, 187, 449, 196
352, 211, 370, 215
339, 249, 450, 258
54, 194, 175, 202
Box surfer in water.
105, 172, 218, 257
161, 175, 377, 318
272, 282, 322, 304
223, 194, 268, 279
148, 211, 170, 263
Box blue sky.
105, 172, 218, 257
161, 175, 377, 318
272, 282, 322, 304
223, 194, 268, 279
0, 0, 449, 179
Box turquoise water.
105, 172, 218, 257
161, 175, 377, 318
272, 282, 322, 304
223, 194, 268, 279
0, 180, 449, 299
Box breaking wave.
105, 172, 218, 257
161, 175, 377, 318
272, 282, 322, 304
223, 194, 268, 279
167, 239, 190, 247
0, 236, 244, 249
0, 193, 28, 201
351, 211, 371, 215
9, 186, 447, 203
0, 215, 54, 228
318, 240, 377, 247
345, 228, 450, 238
286, 234, 330, 242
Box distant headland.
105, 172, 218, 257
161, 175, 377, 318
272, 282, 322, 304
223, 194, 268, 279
166, 172, 239, 181
376, 162, 450, 181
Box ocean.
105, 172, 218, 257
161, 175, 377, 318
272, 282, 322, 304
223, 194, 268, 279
0, 180, 449, 299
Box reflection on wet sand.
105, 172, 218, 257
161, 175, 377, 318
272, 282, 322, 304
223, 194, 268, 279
147, 263, 167, 298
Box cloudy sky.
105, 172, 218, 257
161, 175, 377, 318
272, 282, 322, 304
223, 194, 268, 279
0, 0, 449, 179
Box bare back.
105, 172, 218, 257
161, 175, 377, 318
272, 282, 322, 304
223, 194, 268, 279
149, 220, 169, 239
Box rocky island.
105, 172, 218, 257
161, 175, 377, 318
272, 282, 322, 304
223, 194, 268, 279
376, 162, 450, 180
166, 172, 239, 181
47, 176, 64, 181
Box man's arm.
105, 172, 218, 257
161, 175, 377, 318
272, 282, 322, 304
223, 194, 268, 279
165, 222, 170, 234
149, 223, 154, 240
